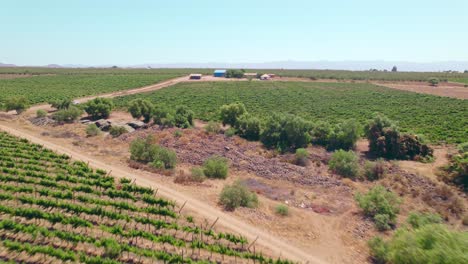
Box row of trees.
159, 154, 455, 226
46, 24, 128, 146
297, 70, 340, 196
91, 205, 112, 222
128, 99, 194, 128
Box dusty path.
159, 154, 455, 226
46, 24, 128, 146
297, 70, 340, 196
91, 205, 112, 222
0, 123, 326, 264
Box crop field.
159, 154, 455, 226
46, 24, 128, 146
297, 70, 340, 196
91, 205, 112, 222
0, 131, 290, 263
114, 81, 468, 144
0, 72, 182, 106
250, 69, 468, 82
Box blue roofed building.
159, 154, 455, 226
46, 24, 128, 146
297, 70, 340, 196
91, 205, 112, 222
213, 69, 227, 77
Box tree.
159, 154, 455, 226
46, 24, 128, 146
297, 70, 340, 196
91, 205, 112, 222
225, 69, 245, 78
260, 113, 311, 151
236, 114, 261, 141
174, 105, 194, 128
428, 77, 440, 86
83, 98, 114, 120
128, 99, 154, 123
52, 106, 83, 123
391, 66, 398, 72
49, 99, 72, 110
327, 119, 361, 150
5, 96, 29, 114
219, 102, 247, 126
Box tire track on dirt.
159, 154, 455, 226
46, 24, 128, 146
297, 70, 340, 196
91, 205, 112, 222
0, 123, 327, 264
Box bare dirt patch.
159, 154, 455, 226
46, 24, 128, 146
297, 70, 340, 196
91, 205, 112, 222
375, 81, 468, 99
0, 73, 56, 79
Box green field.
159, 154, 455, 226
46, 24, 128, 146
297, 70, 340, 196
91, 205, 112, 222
114, 81, 468, 144
0, 72, 181, 105
0, 131, 288, 263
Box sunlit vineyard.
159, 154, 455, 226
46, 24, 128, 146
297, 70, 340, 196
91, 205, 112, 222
0, 72, 181, 106
0, 131, 290, 263
114, 81, 468, 144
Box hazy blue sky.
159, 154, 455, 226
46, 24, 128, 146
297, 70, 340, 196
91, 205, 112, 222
1, 0, 467, 65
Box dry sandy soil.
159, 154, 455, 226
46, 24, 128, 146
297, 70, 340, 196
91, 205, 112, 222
374, 81, 468, 99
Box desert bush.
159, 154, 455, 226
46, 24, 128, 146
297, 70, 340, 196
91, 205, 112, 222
364, 159, 387, 181
174, 105, 194, 128
109, 126, 127, 138
275, 204, 289, 216
365, 113, 433, 160
355, 185, 401, 230
128, 99, 154, 123
36, 109, 47, 118
129, 135, 176, 169
219, 102, 247, 127
153, 105, 171, 125
327, 119, 361, 150
84, 98, 114, 119
224, 127, 236, 137
190, 167, 206, 182
204, 121, 221, 134
428, 77, 440, 86
368, 220, 467, 263
173, 130, 183, 138
52, 106, 83, 123
49, 99, 72, 110
329, 150, 360, 178
260, 113, 311, 151
406, 212, 442, 229
203, 156, 229, 179
86, 123, 100, 137
310, 121, 332, 146
5, 96, 29, 114
236, 114, 261, 141
150, 147, 177, 169
295, 148, 309, 166
219, 181, 258, 210
160, 114, 175, 128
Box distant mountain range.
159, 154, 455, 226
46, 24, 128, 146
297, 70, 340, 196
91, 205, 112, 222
2, 61, 468, 72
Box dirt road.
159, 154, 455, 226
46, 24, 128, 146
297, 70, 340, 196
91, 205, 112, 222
0, 123, 326, 264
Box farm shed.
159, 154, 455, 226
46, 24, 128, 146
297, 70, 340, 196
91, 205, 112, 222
213, 70, 227, 77
244, 73, 257, 78
260, 74, 271, 80
189, 74, 202, 80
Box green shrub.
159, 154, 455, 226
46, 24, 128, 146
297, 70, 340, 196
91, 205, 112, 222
153, 105, 171, 125
84, 98, 114, 120
368, 223, 468, 264
275, 204, 289, 216
86, 123, 100, 137
428, 77, 440, 86
310, 121, 332, 146
203, 156, 229, 179
219, 181, 258, 210
160, 114, 175, 128
109, 126, 128, 138
128, 99, 154, 123
364, 159, 387, 181
329, 150, 360, 178
36, 109, 47, 118
205, 121, 221, 134
327, 119, 361, 150
190, 167, 206, 182
173, 130, 183, 138
224, 127, 236, 137
219, 102, 247, 127
355, 185, 401, 230
49, 99, 72, 110
295, 148, 309, 166
236, 114, 261, 141
174, 105, 194, 128
52, 106, 83, 123
129, 135, 177, 169
260, 113, 311, 151
5, 96, 29, 114
406, 212, 442, 229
